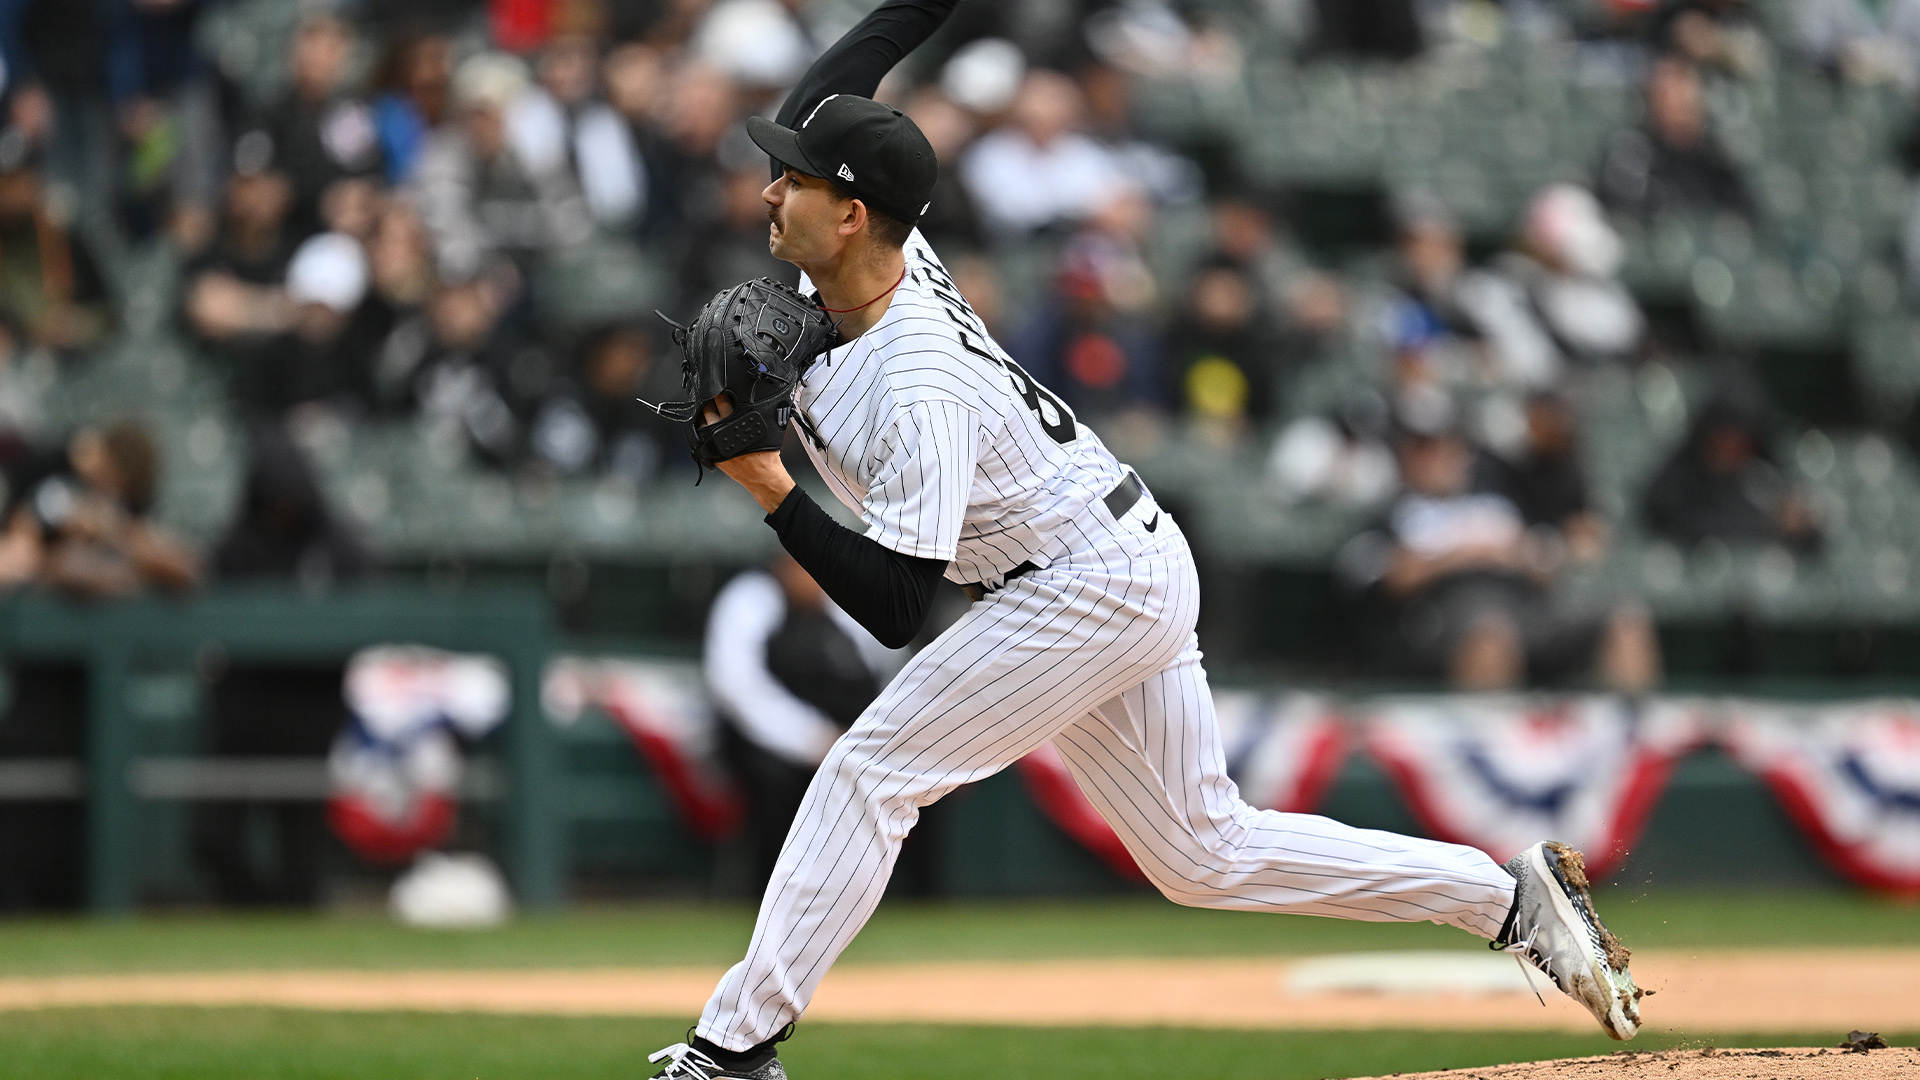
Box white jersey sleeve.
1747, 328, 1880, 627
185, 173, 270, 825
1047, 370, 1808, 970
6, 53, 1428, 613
703, 571, 844, 768
859, 398, 981, 562
793, 229, 1130, 585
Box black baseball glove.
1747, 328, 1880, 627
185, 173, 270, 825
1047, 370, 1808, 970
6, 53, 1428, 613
648, 277, 838, 477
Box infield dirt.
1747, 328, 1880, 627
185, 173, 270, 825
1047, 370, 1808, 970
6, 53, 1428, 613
1339, 1046, 1920, 1080
0, 948, 1912, 1035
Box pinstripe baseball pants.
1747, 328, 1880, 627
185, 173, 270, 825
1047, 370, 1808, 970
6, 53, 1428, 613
698, 489, 1517, 1050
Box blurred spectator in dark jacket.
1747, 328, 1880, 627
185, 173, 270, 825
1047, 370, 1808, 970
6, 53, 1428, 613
0, 0, 115, 220
706, 552, 896, 895
185, 131, 299, 346
636, 58, 738, 246
600, 42, 682, 241
1008, 194, 1165, 429
413, 52, 592, 281
411, 275, 523, 465
1338, 426, 1658, 691
258, 15, 384, 242
196, 424, 372, 907
1168, 256, 1282, 442
903, 87, 984, 253
0, 134, 109, 355
109, 0, 222, 247
371, 32, 454, 186
214, 424, 373, 588
1653, 0, 1771, 79
1206, 195, 1349, 370
1303, 0, 1423, 60
1642, 397, 1821, 551
10, 419, 199, 598
1596, 56, 1754, 219
528, 322, 678, 483
231, 231, 369, 420
1480, 392, 1607, 563
337, 199, 438, 413
678, 166, 788, 312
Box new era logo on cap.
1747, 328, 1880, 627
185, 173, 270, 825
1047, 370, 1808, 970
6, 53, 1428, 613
837, 163, 855, 182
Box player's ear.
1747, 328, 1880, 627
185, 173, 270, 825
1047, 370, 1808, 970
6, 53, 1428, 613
839, 197, 868, 239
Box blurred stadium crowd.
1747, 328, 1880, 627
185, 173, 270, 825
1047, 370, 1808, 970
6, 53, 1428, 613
0, 0, 1914, 689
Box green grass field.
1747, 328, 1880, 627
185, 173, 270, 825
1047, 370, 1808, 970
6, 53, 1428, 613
0, 1009, 1904, 1080
0, 891, 1911, 1079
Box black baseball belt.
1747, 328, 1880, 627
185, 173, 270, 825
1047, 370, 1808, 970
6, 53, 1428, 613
961, 471, 1146, 602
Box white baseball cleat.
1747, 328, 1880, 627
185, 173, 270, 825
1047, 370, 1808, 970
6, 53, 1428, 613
1493, 841, 1643, 1040
647, 1042, 789, 1079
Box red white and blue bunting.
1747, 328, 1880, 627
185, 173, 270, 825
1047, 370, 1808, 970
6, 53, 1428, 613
1015, 691, 1348, 881
543, 657, 744, 841
1361, 694, 1707, 879
329, 647, 510, 865
1720, 699, 1920, 894
335, 646, 1920, 897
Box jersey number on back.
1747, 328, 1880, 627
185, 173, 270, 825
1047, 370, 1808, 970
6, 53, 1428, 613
919, 264, 1078, 446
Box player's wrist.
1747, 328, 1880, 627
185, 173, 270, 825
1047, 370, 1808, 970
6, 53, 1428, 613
749, 473, 797, 514
717, 451, 795, 512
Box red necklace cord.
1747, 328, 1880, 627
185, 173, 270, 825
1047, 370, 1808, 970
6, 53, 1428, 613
819, 265, 907, 314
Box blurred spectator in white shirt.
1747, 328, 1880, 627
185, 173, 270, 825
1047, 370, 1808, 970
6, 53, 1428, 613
1337, 426, 1658, 690
691, 0, 815, 91
1454, 184, 1644, 393
1795, 0, 1920, 84
507, 34, 648, 230
1077, 62, 1202, 210
412, 53, 593, 281
961, 69, 1130, 236
705, 552, 896, 892
1510, 184, 1644, 365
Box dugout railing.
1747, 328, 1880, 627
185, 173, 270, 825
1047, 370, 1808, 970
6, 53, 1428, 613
0, 584, 562, 915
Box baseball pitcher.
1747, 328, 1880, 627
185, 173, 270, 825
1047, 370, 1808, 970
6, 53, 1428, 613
643, 3, 1643, 1075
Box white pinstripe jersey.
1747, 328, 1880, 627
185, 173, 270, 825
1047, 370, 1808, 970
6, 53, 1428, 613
795, 231, 1128, 586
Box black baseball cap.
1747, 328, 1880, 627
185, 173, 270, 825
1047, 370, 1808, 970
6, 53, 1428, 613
747, 95, 936, 226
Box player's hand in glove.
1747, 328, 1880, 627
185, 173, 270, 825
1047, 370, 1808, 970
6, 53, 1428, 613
648, 277, 839, 488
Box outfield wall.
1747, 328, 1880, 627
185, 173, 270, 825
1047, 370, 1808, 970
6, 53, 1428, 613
0, 584, 1887, 914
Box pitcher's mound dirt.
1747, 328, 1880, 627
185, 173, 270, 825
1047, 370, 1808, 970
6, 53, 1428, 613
1357, 1046, 1919, 1080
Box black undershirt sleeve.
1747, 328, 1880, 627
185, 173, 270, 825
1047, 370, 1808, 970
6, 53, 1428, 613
772, 0, 961, 169
766, 487, 947, 649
